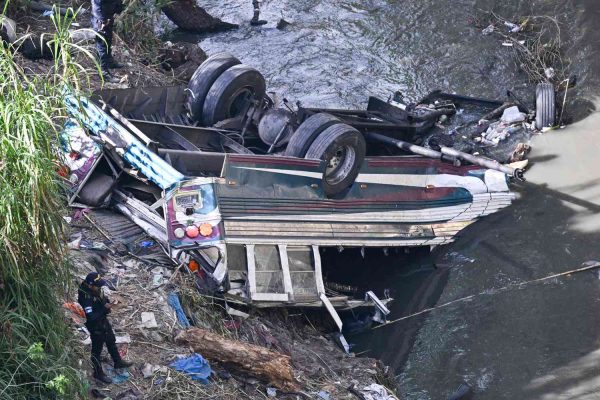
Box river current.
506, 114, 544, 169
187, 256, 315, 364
185, 1, 600, 398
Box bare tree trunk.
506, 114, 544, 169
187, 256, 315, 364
175, 328, 298, 391
162, 0, 238, 32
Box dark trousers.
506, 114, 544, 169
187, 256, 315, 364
88, 319, 121, 371
92, 17, 113, 70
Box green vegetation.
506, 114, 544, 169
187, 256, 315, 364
115, 0, 167, 62
0, 6, 95, 399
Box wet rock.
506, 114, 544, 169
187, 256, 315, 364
276, 18, 291, 30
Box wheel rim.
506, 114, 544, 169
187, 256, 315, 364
325, 145, 356, 185
228, 87, 255, 118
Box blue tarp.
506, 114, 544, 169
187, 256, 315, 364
167, 292, 191, 328
170, 354, 212, 384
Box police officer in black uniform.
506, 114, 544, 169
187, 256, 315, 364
91, 0, 124, 82
78, 272, 133, 384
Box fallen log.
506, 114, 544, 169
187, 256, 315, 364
161, 0, 238, 33
175, 327, 298, 390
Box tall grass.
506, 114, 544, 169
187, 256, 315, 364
0, 6, 96, 399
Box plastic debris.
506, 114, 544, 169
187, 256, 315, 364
267, 387, 277, 397
481, 24, 494, 35
317, 390, 331, 400
140, 240, 154, 248
544, 67, 556, 79
152, 271, 164, 286
106, 365, 130, 383
500, 106, 526, 124
170, 353, 213, 384
115, 333, 131, 344
63, 302, 85, 318
142, 363, 160, 378
509, 143, 531, 162
504, 21, 521, 33
360, 383, 395, 400
167, 292, 191, 328
141, 312, 158, 329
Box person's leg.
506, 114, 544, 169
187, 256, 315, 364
90, 331, 112, 384
93, 17, 119, 82
104, 20, 123, 69
104, 321, 133, 368
250, 0, 267, 25
93, 18, 110, 71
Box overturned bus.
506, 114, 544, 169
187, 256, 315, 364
61, 53, 524, 326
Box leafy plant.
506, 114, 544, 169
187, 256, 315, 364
0, 4, 96, 399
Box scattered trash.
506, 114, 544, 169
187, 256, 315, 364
67, 234, 82, 249
500, 106, 526, 124
140, 240, 154, 248
141, 312, 158, 329
509, 143, 531, 162
317, 390, 331, 400
479, 122, 516, 145
544, 67, 556, 79
267, 387, 277, 397
106, 365, 130, 384
141, 363, 160, 378
63, 302, 85, 318
504, 21, 521, 33
152, 270, 164, 286
360, 383, 396, 400
481, 24, 494, 35
170, 353, 213, 384
167, 292, 191, 328
501, 42, 514, 47
41, 9, 53, 17
115, 333, 131, 344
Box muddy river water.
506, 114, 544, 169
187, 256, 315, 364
184, 1, 600, 398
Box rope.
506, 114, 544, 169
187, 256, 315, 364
373, 260, 600, 329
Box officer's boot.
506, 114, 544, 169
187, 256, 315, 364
250, 0, 267, 25
100, 64, 119, 84
106, 40, 123, 69
107, 340, 133, 369
92, 357, 112, 384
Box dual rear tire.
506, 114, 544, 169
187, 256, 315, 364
187, 56, 366, 197
286, 113, 366, 197
187, 53, 266, 126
